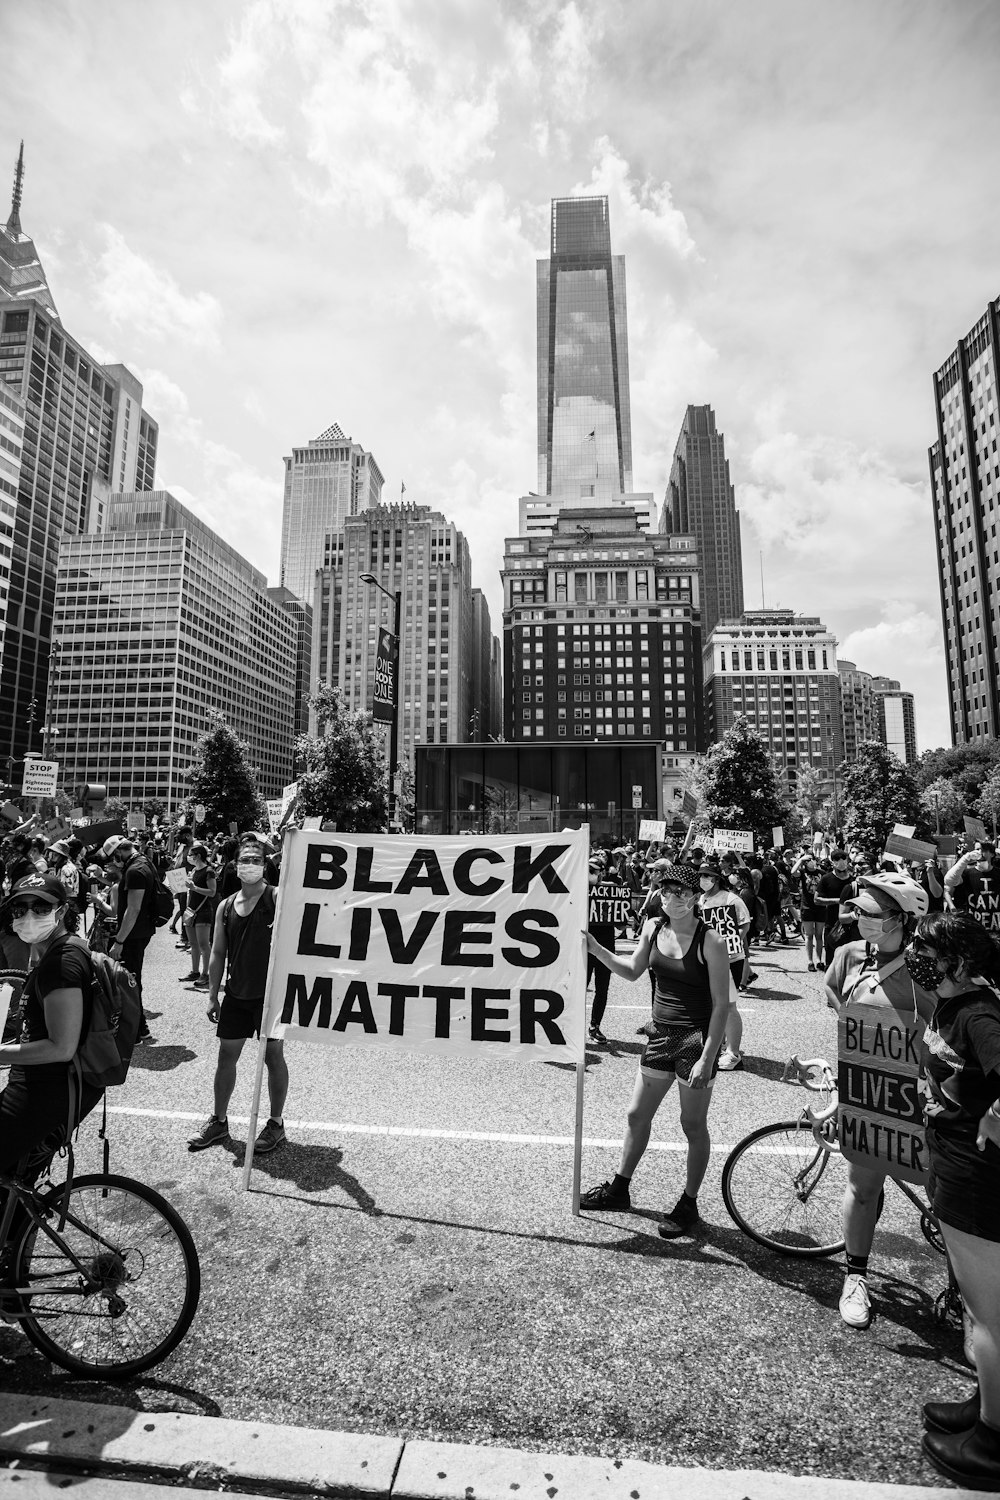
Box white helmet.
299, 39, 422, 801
858, 872, 928, 918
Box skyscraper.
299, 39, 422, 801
929, 297, 1000, 744
279, 422, 384, 603
0, 144, 159, 763
661, 405, 744, 637
871, 676, 917, 765
537, 196, 633, 503
52, 491, 296, 806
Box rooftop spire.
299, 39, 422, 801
6, 141, 24, 236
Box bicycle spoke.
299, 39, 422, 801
723, 1123, 847, 1257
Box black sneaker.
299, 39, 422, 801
580, 1179, 631, 1211
658, 1193, 700, 1239
588, 1026, 609, 1047
136, 1023, 152, 1044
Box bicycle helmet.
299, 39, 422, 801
856, 872, 929, 918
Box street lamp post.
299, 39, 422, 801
359, 572, 402, 829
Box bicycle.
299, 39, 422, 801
721, 1056, 962, 1322
0, 964, 201, 1378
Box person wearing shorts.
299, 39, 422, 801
188, 841, 288, 1157
581, 862, 730, 1238
792, 848, 824, 971
182, 843, 216, 989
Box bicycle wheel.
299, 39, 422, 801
14, 1173, 200, 1378
722, 1120, 847, 1258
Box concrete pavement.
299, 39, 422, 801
0, 1394, 983, 1498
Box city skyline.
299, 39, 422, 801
3, 2, 999, 751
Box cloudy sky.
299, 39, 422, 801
4, 0, 998, 750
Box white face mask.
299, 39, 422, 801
237, 861, 265, 884
857, 915, 900, 943
663, 890, 697, 917
12, 908, 61, 944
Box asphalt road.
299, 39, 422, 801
0, 924, 972, 1487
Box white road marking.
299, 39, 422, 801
107, 1105, 764, 1153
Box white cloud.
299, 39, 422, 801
841, 610, 949, 751
575, 138, 699, 262
93, 227, 223, 349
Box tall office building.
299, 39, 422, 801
537, 196, 633, 504
0, 145, 159, 763
838, 659, 880, 763
266, 586, 313, 741
501, 507, 703, 751
929, 297, 1000, 744
279, 422, 384, 603
310, 501, 478, 756
469, 587, 501, 741
661, 405, 744, 637
872, 676, 917, 765
51, 491, 296, 806
704, 609, 842, 787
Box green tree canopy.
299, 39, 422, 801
915, 740, 1000, 809
974, 765, 1000, 837
182, 713, 267, 834
294, 685, 388, 832
693, 715, 788, 841
919, 775, 967, 834
841, 741, 923, 855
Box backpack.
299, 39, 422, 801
68, 935, 142, 1090
132, 854, 174, 928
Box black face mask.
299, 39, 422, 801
903, 947, 942, 991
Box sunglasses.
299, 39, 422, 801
10, 901, 54, 917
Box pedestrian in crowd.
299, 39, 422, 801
696, 859, 748, 1070
919, 854, 946, 914
170, 829, 193, 947
815, 848, 857, 968
910, 913, 1000, 1489
46, 840, 80, 919
27, 836, 48, 875
188, 837, 287, 1157
581, 862, 730, 1238
758, 850, 787, 943
101, 835, 154, 1043
586, 854, 631, 1047
945, 840, 1000, 935
824, 873, 934, 1330
182, 842, 216, 989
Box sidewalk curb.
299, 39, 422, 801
0, 1394, 980, 1500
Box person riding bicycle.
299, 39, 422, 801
0, 874, 104, 1298
824, 872, 936, 1330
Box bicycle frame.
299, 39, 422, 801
0, 1172, 126, 1313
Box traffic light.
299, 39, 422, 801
79, 782, 107, 815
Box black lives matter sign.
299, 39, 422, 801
371, 627, 396, 724
837, 1000, 928, 1184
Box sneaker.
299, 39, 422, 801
588, 1026, 609, 1047
192, 976, 210, 989
839, 1273, 872, 1329
807, 962, 817, 972
187, 1116, 231, 1152
180, 971, 201, 982
254, 1118, 287, 1155
658, 1193, 700, 1239
580, 1179, 631, 1211
175, 940, 190, 950
136, 1023, 152, 1044
717, 1049, 744, 1072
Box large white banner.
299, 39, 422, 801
262, 829, 589, 1063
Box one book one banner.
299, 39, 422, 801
838, 998, 927, 1184
371, 627, 397, 724
261, 829, 588, 1064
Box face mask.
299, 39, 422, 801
237, 862, 264, 884
663, 890, 697, 917
857, 916, 899, 943
903, 948, 942, 991
699, 877, 716, 890
12, 909, 60, 945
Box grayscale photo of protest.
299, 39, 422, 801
2, 3, 1000, 1496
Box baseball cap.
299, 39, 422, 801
101, 835, 131, 860
49, 839, 71, 858
1, 871, 69, 916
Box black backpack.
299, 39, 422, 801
66, 936, 142, 1092
133, 855, 173, 928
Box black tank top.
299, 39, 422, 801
223, 887, 276, 1000
648, 919, 713, 1028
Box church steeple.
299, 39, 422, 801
6, 141, 24, 237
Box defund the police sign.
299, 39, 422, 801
261, 829, 589, 1062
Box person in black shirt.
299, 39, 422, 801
586, 856, 632, 1047
102, 836, 154, 1042
815, 848, 857, 968
188, 841, 287, 1157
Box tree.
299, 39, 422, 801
915, 741, 1000, 808
792, 764, 828, 832
974, 766, 1000, 837
919, 776, 966, 835
693, 716, 788, 841
841, 742, 923, 856
182, 713, 267, 834
294, 686, 388, 832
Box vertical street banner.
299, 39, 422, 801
837, 999, 927, 1184
260, 830, 589, 1062
371, 627, 397, 724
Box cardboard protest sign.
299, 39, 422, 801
265, 800, 284, 834
964, 815, 989, 842
127, 812, 147, 832
771, 826, 784, 848
22, 760, 58, 797
884, 833, 936, 863
74, 817, 126, 848
638, 819, 666, 842
681, 790, 698, 818
711, 828, 754, 853
0, 801, 21, 825
164, 869, 188, 895
260, 830, 588, 1064
838, 998, 927, 1184
892, 824, 915, 839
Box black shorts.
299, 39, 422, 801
640, 1023, 718, 1083
217, 992, 265, 1041
928, 1127, 1000, 1242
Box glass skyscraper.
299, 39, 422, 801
661, 404, 744, 639
537, 197, 633, 503
279, 422, 384, 604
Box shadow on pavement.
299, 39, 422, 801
130, 1044, 199, 1072
242, 1140, 382, 1214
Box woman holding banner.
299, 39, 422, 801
581, 862, 730, 1239
824, 873, 934, 1331
909, 912, 1000, 1489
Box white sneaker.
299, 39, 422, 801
717, 1049, 744, 1071
839, 1273, 872, 1329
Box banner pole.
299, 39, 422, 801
572, 1059, 585, 1216
240, 1029, 269, 1192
